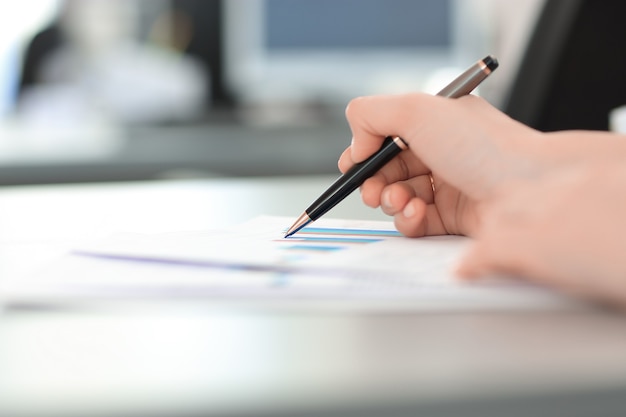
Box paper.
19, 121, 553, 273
3, 216, 576, 310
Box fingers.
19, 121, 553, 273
380, 176, 435, 213
359, 176, 387, 208
394, 200, 448, 237
358, 174, 447, 237
339, 137, 433, 210
361, 177, 448, 237
359, 175, 434, 209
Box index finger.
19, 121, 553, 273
344, 93, 442, 163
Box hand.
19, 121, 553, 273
457, 164, 626, 307
338, 93, 541, 237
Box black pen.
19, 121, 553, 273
285, 55, 499, 238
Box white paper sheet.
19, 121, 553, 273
3, 216, 577, 310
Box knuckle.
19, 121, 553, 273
345, 96, 368, 120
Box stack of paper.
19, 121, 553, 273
2, 216, 576, 310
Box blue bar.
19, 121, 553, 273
286, 237, 383, 244
284, 245, 344, 252
298, 227, 402, 237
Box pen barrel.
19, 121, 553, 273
437, 64, 490, 98
306, 136, 403, 220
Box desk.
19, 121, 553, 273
1, 177, 626, 417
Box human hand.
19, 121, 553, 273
457, 164, 626, 307
338, 93, 541, 237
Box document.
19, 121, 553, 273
3, 216, 576, 310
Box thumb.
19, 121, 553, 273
455, 241, 497, 280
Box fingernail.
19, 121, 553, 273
382, 189, 393, 209
403, 201, 416, 218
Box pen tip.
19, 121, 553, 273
284, 212, 312, 238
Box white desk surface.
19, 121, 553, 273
1, 176, 626, 417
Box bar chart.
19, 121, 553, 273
279, 226, 402, 253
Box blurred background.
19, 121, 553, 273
2, 0, 624, 186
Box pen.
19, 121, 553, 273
284, 55, 499, 238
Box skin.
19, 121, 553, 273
338, 93, 626, 306
458, 165, 626, 307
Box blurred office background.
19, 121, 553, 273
3, 0, 621, 186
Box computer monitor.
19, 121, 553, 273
502, 0, 626, 131
223, 0, 491, 105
